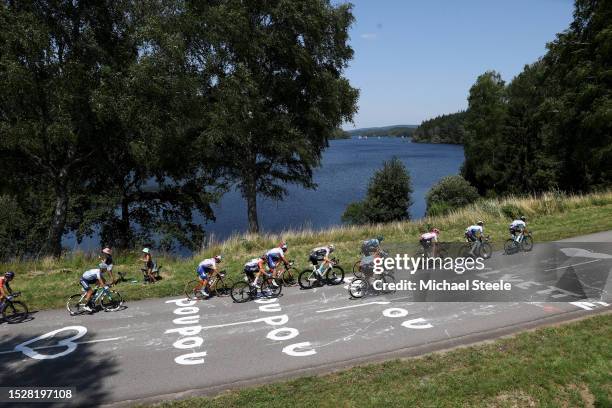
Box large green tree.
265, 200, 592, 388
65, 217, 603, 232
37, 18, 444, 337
200, 0, 359, 232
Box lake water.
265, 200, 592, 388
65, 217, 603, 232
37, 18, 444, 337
204, 137, 464, 239
66, 137, 464, 252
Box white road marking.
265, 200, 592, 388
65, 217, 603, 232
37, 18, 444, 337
315, 301, 390, 314
0, 336, 126, 355
544, 259, 601, 271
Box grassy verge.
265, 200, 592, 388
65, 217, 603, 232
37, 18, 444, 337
3, 190, 612, 311
147, 313, 612, 408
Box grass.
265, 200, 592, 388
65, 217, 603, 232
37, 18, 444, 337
148, 313, 612, 407
3, 190, 612, 311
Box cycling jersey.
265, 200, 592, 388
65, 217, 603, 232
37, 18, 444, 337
244, 258, 264, 272
466, 225, 483, 236
510, 220, 526, 230
82, 268, 103, 282
420, 232, 439, 242
197, 258, 216, 279
266, 247, 285, 268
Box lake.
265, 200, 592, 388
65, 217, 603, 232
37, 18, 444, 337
66, 137, 464, 253
203, 137, 464, 239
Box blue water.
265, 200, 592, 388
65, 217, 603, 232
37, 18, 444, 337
66, 137, 464, 252
203, 137, 464, 239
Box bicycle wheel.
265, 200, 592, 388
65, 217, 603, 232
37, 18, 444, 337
325, 265, 345, 285
101, 291, 124, 312
67, 294, 86, 316
230, 281, 254, 303
380, 274, 396, 294
459, 244, 473, 258
185, 280, 206, 300
353, 260, 364, 278
211, 276, 232, 297
479, 242, 493, 259
504, 239, 519, 255
521, 236, 534, 252
2, 301, 28, 323
348, 279, 368, 298
280, 267, 298, 286
261, 278, 282, 298
298, 269, 318, 289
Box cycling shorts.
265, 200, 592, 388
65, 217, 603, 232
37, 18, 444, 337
80, 277, 97, 291
197, 265, 212, 280
267, 254, 280, 269
466, 233, 478, 242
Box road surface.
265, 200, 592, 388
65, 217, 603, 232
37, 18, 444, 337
1, 232, 611, 407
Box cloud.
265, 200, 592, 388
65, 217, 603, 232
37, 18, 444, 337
360, 33, 378, 40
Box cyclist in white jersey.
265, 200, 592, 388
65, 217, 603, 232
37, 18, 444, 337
80, 263, 110, 311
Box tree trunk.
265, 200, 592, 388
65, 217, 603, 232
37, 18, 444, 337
244, 173, 259, 233
45, 169, 69, 258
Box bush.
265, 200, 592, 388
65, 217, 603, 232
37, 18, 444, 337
342, 157, 413, 225
426, 175, 480, 216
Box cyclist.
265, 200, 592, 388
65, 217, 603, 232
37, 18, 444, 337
509, 216, 527, 242
243, 255, 266, 288
141, 247, 156, 284
465, 221, 485, 257
309, 244, 335, 281
0, 271, 15, 307
362, 236, 384, 256
420, 228, 440, 257
196, 255, 222, 298
100, 247, 116, 283
80, 263, 110, 312
265, 242, 288, 287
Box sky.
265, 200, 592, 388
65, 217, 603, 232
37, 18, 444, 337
342, 0, 574, 129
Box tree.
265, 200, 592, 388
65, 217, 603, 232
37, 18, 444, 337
412, 111, 467, 144
425, 175, 479, 216
0, 1, 124, 256
342, 157, 413, 224
201, 0, 359, 232
462, 71, 508, 195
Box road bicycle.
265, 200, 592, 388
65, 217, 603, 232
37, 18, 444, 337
185, 270, 234, 300
504, 230, 534, 255
230, 272, 282, 303
1, 292, 29, 323
67, 286, 124, 315
275, 260, 298, 286
348, 272, 396, 298
298, 257, 344, 289
353, 250, 388, 278
460, 235, 493, 259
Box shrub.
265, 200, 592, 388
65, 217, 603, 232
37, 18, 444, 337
342, 157, 413, 225
426, 175, 480, 216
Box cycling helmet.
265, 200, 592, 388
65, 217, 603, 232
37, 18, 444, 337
520, 216, 526, 221
376, 236, 384, 242
432, 228, 440, 234
4, 271, 15, 279
142, 247, 150, 254
102, 247, 112, 255
280, 242, 288, 252
477, 221, 484, 226
328, 244, 335, 252
98, 263, 109, 270
214, 255, 222, 263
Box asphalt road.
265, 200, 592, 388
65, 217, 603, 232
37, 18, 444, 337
1, 232, 611, 407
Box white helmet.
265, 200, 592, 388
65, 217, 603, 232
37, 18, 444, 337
98, 263, 109, 270
142, 247, 150, 254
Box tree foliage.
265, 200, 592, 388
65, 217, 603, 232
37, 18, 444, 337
425, 175, 479, 216
412, 112, 466, 144
342, 157, 413, 225
462, 0, 612, 195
